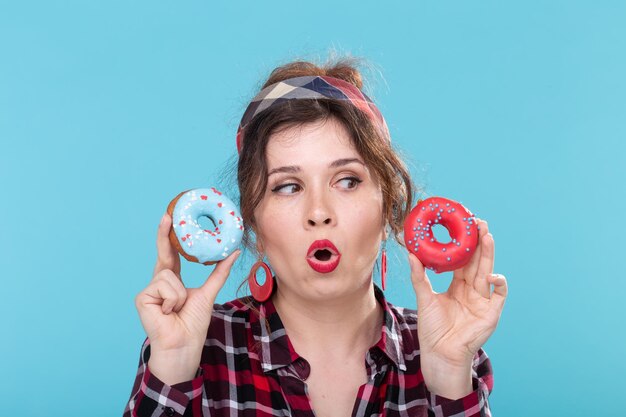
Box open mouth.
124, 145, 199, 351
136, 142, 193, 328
313, 249, 333, 261
306, 239, 341, 273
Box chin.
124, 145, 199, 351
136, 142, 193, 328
305, 272, 370, 300
275, 263, 372, 301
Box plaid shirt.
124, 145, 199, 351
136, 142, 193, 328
123, 285, 494, 417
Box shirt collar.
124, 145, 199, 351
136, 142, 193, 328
249, 288, 300, 373
371, 284, 408, 371
250, 282, 407, 373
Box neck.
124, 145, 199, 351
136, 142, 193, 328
272, 280, 384, 360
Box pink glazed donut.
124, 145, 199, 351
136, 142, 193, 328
404, 197, 479, 273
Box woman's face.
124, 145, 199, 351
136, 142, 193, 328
253, 116, 385, 301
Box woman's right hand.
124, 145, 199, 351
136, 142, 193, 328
134, 213, 241, 384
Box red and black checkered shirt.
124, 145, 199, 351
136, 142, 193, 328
123, 285, 494, 416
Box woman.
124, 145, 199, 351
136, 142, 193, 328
124, 57, 508, 417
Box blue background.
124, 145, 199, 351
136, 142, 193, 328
1, 1, 624, 415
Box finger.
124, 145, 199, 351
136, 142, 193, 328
138, 279, 180, 315
408, 252, 435, 308
200, 250, 242, 301
153, 269, 188, 312
448, 272, 466, 297
461, 218, 489, 285
473, 232, 495, 298
158, 280, 179, 314
487, 273, 508, 315
154, 213, 181, 278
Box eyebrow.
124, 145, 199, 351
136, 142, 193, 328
267, 158, 365, 177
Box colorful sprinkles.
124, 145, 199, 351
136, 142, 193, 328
403, 196, 479, 273
171, 188, 244, 263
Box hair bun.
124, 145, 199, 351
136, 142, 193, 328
325, 60, 363, 90
262, 57, 364, 91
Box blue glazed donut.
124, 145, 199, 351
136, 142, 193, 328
167, 188, 244, 265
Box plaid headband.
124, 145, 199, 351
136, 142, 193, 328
236, 75, 389, 154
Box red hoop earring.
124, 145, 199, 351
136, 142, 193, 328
381, 247, 387, 291
248, 260, 274, 302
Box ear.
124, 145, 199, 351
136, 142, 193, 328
248, 219, 263, 253
383, 222, 390, 241
255, 236, 264, 255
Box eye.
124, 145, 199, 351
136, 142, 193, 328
337, 176, 363, 189
271, 183, 302, 194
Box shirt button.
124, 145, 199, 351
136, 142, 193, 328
164, 406, 175, 416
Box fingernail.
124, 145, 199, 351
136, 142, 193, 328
160, 213, 167, 226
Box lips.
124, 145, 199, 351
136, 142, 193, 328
306, 239, 341, 273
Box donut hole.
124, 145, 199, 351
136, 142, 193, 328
197, 215, 217, 230
431, 224, 452, 243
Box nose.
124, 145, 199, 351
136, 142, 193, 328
305, 188, 336, 228
308, 217, 332, 226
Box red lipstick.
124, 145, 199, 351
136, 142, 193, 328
306, 239, 341, 273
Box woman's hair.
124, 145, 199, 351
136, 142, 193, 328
237, 57, 417, 257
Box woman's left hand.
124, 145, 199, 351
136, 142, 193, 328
408, 218, 508, 399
